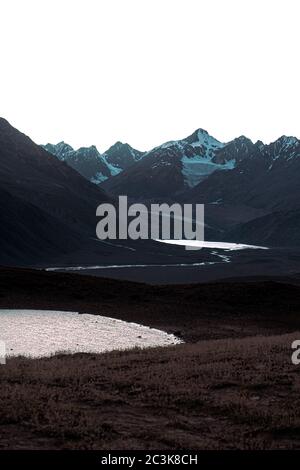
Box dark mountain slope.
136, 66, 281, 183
226, 208, 300, 247
0, 188, 81, 265
0, 118, 114, 265
102, 144, 185, 198
182, 136, 300, 246
0, 118, 110, 234
101, 129, 230, 198
101, 132, 260, 199
103, 141, 144, 170
186, 136, 300, 212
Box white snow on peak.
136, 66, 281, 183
181, 157, 235, 188
270, 136, 299, 164
90, 172, 109, 184
280, 136, 298, 148
159, 140, 186, 151
45, 142, 74, 161
191, 129, 225, 153
177, 131, 231, 187
158, 130, 224, 156
157, 239, 268, 251
103, 158, 123, 176
129, 147, 144, 161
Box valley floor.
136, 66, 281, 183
0, 267, 300, 449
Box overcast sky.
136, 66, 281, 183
1, 0, 299, 152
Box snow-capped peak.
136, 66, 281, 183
150, 129, 224, 158
277, 136, 298, 148
43, 141, 74, 160
185, 128, 224, 149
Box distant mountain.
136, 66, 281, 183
43, 142, 118, 183
2, 117, 299, 265
103, 141, 144, 170
44, 131, 259, 198
43, 141, 74, 160
42, 128, 300, 250
43, 132, 300, 210
211, 136, 256, 165
102, 130, 257, 198
0, 118, 111, 264
183, 135, 300, 247
186, 135, 300, 212
44, 141, 144, 184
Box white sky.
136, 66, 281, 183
0, 0, 299, 152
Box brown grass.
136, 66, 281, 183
1, 332, 300, 450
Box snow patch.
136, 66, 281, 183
90, 172, 108, 184
156, 239, 268, 251
103, 158, 123, 176
181, 155, 235, 188
190, 129, 225, 155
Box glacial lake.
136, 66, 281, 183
0, 310, 182, 358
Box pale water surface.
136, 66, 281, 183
0, 310, 182, 358
156, 239, 269, 250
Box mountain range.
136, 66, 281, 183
45, 130, 299, 207
0, 117, 299, 269
45, 129, 300, 247
102, 130, 253, 198
45, 129, 251, 196
43, 141, 144, 184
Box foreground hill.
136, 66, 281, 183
0, 188, 81, 265
2, 332, 300, 450
0, 118, 111, 264
0, 267, 300, 450
1, 266, 300, 341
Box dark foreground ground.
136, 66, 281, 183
1, 266, 300, 449
1, 266, 300, 342
1, 334, 300, 450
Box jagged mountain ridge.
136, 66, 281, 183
2, 117, 299, 264
185, 134, 300, 247
43, 141, 144, 184
185, 135, 300, 212
44, 129, 256, 194
44, 131, 299, 219
101, 130, 259, 198
103, 141, 144, 170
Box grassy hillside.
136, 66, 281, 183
1, 332, 299, 449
